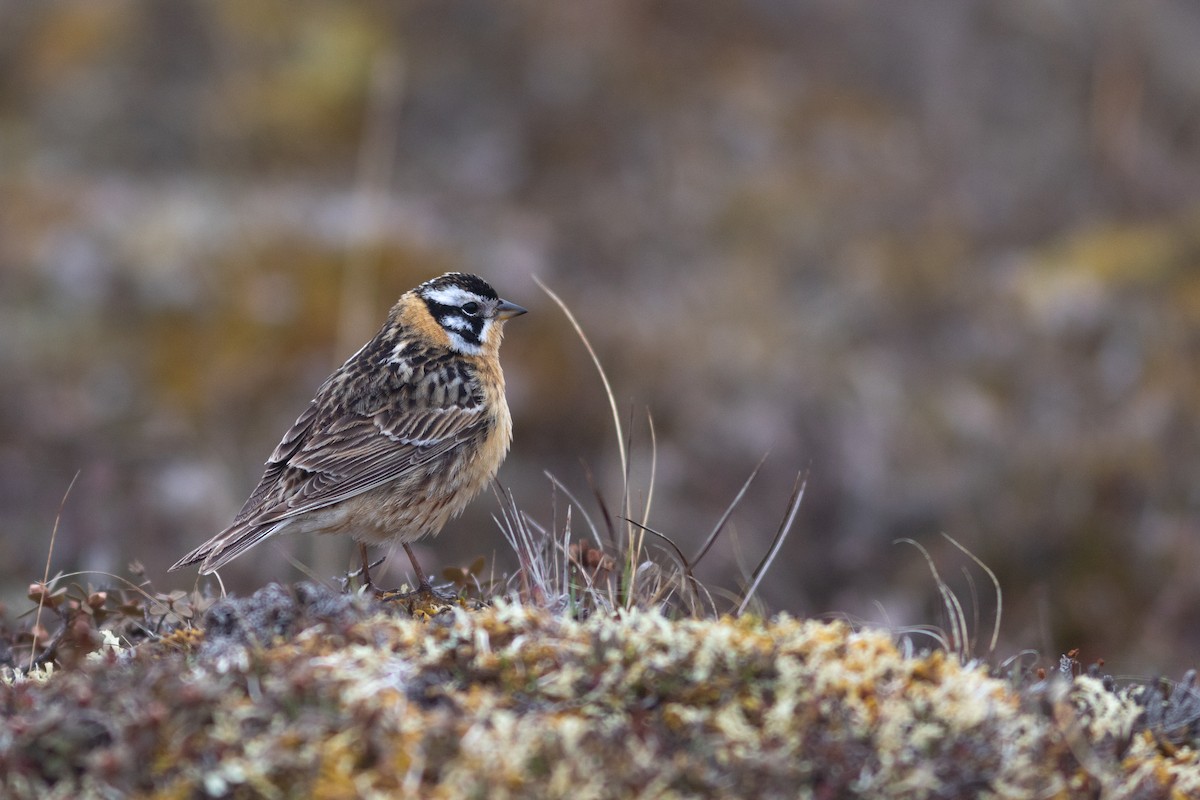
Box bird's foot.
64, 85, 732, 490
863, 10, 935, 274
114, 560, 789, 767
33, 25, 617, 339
374, 581, 462, 615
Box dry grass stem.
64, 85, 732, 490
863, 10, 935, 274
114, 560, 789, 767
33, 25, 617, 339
691, 453, 768, 567
30, 471, 79, 672
943, 533, 1003, 657
737, 469, 807, 616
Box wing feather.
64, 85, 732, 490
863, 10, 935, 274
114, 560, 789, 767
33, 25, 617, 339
170, 345, 490, 574
255, 405, 486, 523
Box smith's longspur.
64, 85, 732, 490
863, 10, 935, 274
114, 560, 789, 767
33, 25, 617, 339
170, 272, 526, 593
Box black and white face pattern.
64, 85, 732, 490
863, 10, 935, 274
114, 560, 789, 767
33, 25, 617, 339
418, 273, 504, 355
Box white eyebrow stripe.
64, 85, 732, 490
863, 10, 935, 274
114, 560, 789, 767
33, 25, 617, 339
423, 286, 478, 307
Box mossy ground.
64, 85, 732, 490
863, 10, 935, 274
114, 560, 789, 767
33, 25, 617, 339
1, 582, 1197, 799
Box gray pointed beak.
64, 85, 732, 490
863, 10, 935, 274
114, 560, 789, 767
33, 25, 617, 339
496, 299, 527, 320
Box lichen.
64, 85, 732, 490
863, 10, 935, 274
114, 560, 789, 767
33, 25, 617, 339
0, 582, 1195, 798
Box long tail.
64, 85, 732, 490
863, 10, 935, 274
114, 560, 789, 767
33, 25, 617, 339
169, 521, 283, 574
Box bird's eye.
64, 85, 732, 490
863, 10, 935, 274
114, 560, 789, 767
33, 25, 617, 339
462, 301, 481, 316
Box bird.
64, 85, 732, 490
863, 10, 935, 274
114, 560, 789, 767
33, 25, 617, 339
170, 272, 526, 596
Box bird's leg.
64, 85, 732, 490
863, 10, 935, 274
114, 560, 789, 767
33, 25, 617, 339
396, 543, 459, 605
373, 543, 459, 607
359, 542, 374, 589
403, 543, 432, 590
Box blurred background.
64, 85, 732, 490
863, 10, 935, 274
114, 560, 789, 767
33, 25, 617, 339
3, 1, 1200, 675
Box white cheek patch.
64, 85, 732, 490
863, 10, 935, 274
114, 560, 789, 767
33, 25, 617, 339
445, 330, 483, 355
440, 315, 471, 332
